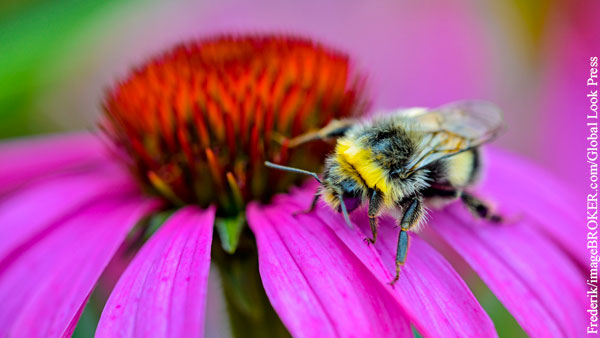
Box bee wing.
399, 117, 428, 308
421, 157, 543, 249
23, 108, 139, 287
397, 100, 504, 173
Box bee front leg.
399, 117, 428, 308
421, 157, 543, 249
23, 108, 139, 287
366, 189, 384, 244
294, 192, 320, 216
392, 197, 424, 285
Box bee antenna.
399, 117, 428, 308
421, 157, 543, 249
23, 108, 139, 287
264, 161, 322, 183
338, 194, 353, 229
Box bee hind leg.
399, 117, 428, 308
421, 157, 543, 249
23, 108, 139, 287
391, 197, 424, 285
460, 191, 502, 223
365, 189, 384, 244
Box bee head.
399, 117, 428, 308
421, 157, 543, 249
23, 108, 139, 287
319, 172, 365, 213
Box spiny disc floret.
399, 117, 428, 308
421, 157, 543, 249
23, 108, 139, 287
102, 35, 367, 215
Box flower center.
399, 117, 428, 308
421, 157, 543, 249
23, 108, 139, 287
102, 35, 367, 216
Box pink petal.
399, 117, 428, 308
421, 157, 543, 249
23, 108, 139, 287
0, 195, 158, 338
0, 165, 136, 262
282, 188, 496, 337
0, 132, 109, 196
479, 147, 583, 265
249, 200, 416, 338
64, 295, 91, 338
96, 206, 215, 338
433, 205, 586, 337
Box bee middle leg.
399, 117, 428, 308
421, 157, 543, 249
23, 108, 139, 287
365, 189, 384, 244
391, 197, 424, 285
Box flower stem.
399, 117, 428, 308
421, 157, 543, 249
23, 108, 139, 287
212, 229, 290, 338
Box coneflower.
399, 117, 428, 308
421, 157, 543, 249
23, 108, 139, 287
0, 35, 584, 337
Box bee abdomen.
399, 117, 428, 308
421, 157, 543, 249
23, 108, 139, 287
445, 149, 481, 187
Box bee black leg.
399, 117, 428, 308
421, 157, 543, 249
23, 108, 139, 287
293, 193, 320, 216
422, 187, 459, 199
391, 197, 424, 285
460, 191, 502, 223
365, 189, 384, 244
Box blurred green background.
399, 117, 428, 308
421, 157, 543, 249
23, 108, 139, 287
0, 0, 116, 137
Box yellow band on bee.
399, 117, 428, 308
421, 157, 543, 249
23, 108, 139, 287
336, 139, 389, 194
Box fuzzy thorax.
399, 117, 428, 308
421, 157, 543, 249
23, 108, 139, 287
330, 134, 430, 208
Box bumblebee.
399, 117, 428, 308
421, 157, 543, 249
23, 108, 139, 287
266, 100, 504, 284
